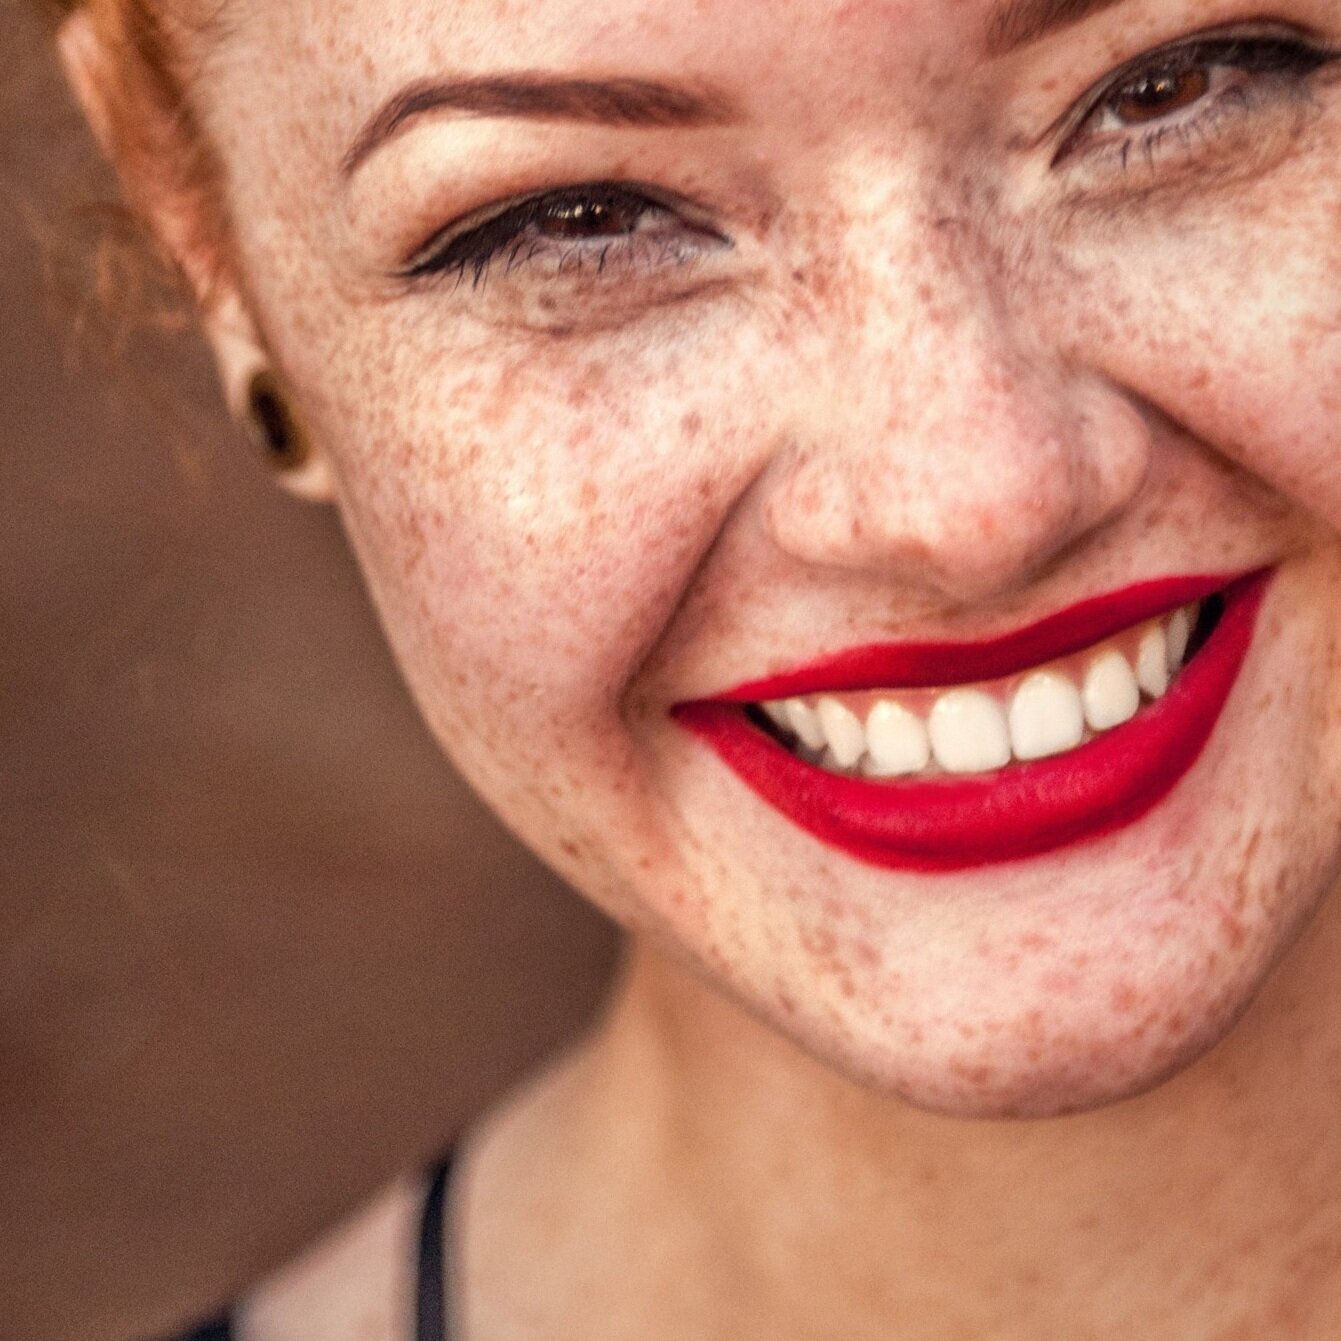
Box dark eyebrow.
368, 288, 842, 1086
985, 0, 1128, 57
342, 73, 739, 178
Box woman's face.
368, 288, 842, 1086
185, 0, 1341, 1116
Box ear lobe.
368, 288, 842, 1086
206, 293, 338, 504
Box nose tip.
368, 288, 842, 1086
761, 363, 1151, 606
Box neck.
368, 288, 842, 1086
580, 884, 1341, 1339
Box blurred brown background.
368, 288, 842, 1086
0, 6, 617, 1339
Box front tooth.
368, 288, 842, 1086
816, 697, 867, 769
865, 700, 932, 777
1136, 625, 1170, 699
785, 699, 827, 752
928, 690, 1012, 775
1009, 671, 1085, 762
1166, 605, 1193, 673
1083, 650, 1141, 731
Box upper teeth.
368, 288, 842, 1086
759, 604, 1199, 780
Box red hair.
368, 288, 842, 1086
39, 0, 231, 310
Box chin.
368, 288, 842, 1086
802, 989, 1252, 1122
691, 821, 1337, 1123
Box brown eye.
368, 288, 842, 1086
537, 198, 643, 239
1055, 33, 1337, 172
1108, 66, 1213, 125
402, 182, 726, 287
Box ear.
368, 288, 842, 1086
56, 8, 337, 504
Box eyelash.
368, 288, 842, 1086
1057, 30, 1337, 169
400, 28, 1338, 287
401, 183, 724, 287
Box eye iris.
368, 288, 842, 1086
1111, 65, 1212, 124
538, 198, 639, 239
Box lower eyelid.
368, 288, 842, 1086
1059, 68, 1309, 170
409, 225, 722, 291
1052, 93, 1325, 212
404, 197, 724, 283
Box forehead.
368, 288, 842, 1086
192, 0, 1104, 186
213, 0, 989, 46
202, 0, 1032, 88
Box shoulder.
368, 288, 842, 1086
233, 1173, 428, 1341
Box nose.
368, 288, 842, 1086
761, 271, 1150, 607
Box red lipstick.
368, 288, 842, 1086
674, 570, 1272, 872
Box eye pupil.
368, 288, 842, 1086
538, 198, 638, 239
1112, 66, 1212, 124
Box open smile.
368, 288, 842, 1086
674, 570, 1273, 871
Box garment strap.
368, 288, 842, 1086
166, 1155, 456, 1341
415, 1154, 455, 1341
172, 1320, 231, 1341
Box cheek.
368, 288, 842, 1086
1057, 165, 1341, 529
316, 321, 784, 759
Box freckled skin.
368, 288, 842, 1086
91, 0, 1341, 1333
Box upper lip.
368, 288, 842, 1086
699, 571, 1257, 704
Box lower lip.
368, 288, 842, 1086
674, 571, 1273, 873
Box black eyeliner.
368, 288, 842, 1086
1052, 28, 1339, 167
402, 182, 661, 284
